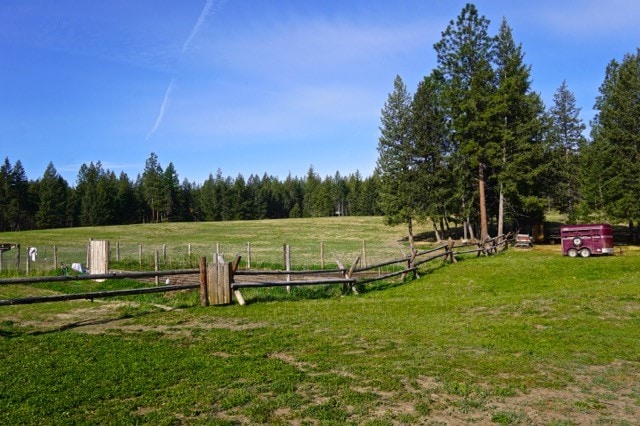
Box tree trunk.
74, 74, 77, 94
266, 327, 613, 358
432, 219, 442, 243
478, 163, 489, 241
498, 183, 504, 239
407, 217, 415, 252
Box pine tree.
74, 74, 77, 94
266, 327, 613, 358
35, 162, 69, 229
546, 81, 586, 220
434, 3, 496, 240
411, 70, 452, 240
492, 18, 547, 232
376, 75, 420, 248
587, 50, 640, 225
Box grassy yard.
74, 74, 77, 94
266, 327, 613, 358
1, 219, 640, 424
0, 217, 431, 272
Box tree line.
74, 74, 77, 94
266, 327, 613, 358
376, 3, 640, 245
0, 153, 382, 232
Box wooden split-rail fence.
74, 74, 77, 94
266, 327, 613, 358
0, 235, 512, 307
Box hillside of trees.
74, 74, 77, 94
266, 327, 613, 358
2, 4, 638, 237
376, 4, 640, 243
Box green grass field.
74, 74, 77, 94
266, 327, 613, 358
1, 218, 640, 424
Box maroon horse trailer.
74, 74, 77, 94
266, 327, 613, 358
560, 224, 614, 258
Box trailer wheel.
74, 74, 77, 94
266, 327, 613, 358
567, 248, 578, 258
579, 248, 591, 258
572, 237, 583, 247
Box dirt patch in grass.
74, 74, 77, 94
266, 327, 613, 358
7, 300, 266, 336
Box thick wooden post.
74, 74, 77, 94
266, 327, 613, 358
199, 256, 208, 306
53, 245, 58, 270
90, 240, 110, 282
208, 260, 232, 305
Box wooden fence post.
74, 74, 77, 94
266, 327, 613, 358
116, 241, 120, 262
89, 240, 110, 282
162, 244, 167, 264
401, 250, 418, 281
199, 256, 208, 306
53, 245, 58, 270
362, 240, 367, 267
337, 256, 360, 294
284, 244, 291, 293
15, 244, 20, 272
446, 240, 457, 263
246, 242, 251, 270
138, 244, 143, 266
26, 246, 31, 275
207, 259, 232, 305
320, 241, 325, 269
154, 250, 159, 286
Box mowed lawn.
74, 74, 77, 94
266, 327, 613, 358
1, 218, 640, 424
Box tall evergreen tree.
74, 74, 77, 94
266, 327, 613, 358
586, 50, 640, 226
141, 152, 164, 222
35, 162, 69, 229
0, 158, 12, 231
411, 70, 452, 240
434, 3, 497, 240
376, 75, 420, 247
162, 162, 181, 221
545, 80, 586, 220
8, 160, 32, 230
492, 18, 547, 232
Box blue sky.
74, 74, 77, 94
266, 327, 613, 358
1, 0, 639, 186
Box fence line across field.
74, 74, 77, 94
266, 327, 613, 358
0, 235, 512, 307
0, 239, 386, 275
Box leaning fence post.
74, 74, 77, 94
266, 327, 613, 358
401, 250, 418, 281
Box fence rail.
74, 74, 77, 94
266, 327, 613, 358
0, 235, 512, 307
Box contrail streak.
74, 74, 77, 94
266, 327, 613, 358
182, 0, 214, 54
146, 78, 175, 141
147, 0, 223, 140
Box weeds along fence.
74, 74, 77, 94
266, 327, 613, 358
0, 235, 513, 307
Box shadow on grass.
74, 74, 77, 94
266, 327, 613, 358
0, 303, 188, 339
